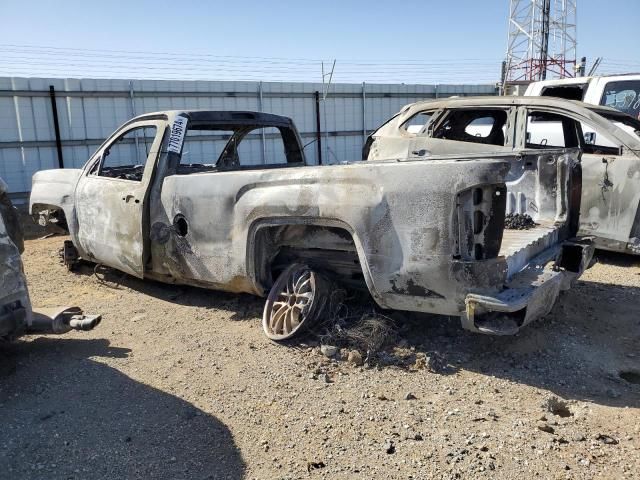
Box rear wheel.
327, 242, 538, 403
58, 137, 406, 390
262, 263, 329, 341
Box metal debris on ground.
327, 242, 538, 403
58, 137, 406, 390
504, 213, 538, 230
595, 434, 619, 445
384, 440, 396, 454
307, 461, 326, 472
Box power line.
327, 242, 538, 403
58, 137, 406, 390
0, 50, 501, 71
0, 69, 499, 85
0, 43, 502, 84
0, 43, 501, 65
0, 43, 324, 62
0, 44, 498, 66
0, 68, 498, 81
0, 60, 499, 76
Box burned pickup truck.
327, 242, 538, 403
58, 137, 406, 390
0, 178, 100, 340
31, 110, 592, 338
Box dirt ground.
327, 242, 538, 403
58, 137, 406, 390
1, 235, 639, 480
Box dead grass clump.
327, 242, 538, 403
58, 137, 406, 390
318, 289, 397, 354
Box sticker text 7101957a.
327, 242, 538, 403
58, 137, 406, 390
167, 116, 188, 154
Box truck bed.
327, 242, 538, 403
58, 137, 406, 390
500, 222, 561, 277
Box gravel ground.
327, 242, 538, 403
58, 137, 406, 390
1, 236, 639, 480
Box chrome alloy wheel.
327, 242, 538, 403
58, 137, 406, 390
262, 264, 328, 341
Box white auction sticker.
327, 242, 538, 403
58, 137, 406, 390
167, 115, 188, 154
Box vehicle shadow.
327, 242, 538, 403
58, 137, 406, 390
593, 249, 640, 267
0, 338, 246, 480
390, 278, 640, 409
74, 261, 263, 321
66, 260, 640, 409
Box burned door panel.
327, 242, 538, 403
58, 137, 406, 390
365, 109, 442, 161
580, 153, 640, 251
74, 121, 165, 278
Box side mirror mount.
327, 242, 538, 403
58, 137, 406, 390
583, 131, 596, 145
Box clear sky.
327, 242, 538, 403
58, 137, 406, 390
1, 0, 639, 84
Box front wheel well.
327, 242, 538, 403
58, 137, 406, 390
31, 203, 68, 232
252, 224, 366, 293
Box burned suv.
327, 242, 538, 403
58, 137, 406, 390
365, 96, 640, 255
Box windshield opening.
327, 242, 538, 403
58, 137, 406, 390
175, 122, 303, 174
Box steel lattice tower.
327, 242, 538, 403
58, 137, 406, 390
504, 0, 577, 83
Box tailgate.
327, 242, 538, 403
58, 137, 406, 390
499, 148, 582, 278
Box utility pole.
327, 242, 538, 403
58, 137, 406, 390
577, 56, 587, 76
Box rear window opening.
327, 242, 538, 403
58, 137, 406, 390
540, 84, 587, 101
590, 109, 640, 140
175, 123, 303, 174
433, 109, 508, 146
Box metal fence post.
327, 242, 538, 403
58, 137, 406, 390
362, 82, 367, 143
128, 80, 136, 117
48, 85, 64, 169
258, 81, 266, 163
314, 91, 322, 165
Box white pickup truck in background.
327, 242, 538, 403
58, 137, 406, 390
524, 74, 640, 120
523, 76, 640, 255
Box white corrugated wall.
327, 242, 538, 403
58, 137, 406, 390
0, 77, 497, 195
